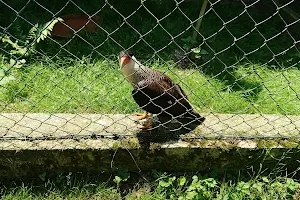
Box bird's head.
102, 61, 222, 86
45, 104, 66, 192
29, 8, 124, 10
119, 50, 134, 70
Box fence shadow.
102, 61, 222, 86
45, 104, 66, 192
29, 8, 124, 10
203, 59, 264, 102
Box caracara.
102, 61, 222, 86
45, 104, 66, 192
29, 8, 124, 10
119, 50, 205, 129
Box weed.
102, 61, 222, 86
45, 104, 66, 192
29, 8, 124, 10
1, 172, 300, 200
113, 168, 130, 189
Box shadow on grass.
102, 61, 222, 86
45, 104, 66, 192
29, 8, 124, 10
200, 59, 264, 102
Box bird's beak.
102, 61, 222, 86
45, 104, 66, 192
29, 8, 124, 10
120, 56, 130, 68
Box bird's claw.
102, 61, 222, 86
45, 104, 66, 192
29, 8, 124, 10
134, 112, 148, 120
137, 122, 152, 130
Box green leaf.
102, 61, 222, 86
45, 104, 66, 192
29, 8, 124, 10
187, 185, 196, 192
221, 194, 229, 200
271, 181, 283, 190
113, 176, 122, 185
192, 175, 198, 182
182, 36, 197, 50
252, 182, 263, 193
192, 47, 209, 57
186, 191, 198, 200
27, 24, 39, 42
1, 35, 28, 56
260, 196, 267, 200
37, 17, 63, 43
191, 47, 201, 54
39, 172, 47, 182
169, 176, 176, 184
286, 178, 299, 191
178, 196, 185, 200
195, 54, 202, 59
236, 181, 251, 195
115, 168, 130, 182
159, 180, 171, 188
26, 17, 63, 46
0, 68, 5, 77
203, 178, 217, 188
0, 69, 15, 86
10, 47, 28, 56
229, 193, 239, 200
200, 48, 209, 55
10, 59, 26, 68
261, 177, 269, 183
178, 176, 186, 186
183, 44, 189, 50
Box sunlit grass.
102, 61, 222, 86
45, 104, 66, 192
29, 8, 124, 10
1, 56, 300, 115
1, 0, 300, 115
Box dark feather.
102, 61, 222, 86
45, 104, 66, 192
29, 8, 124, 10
132, 73, 204, 123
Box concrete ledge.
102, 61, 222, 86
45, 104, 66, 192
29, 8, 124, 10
1, 113, 300, 140
1, 113, 300, 180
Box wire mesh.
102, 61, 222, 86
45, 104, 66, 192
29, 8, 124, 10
0, 0, 300, 150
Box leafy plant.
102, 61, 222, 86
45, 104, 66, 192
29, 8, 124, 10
184, 176, 217, 199
181, 37, 209, 63
191, 46, 209, 59
1, 17, 63, 68
113, 168, 130, 188
236, 181, 251, 196
1, 35, 28, 57
0, 18, 63, 86
158, 176, 176, 189
27, 17, 63, 48
154, 173, 219, 199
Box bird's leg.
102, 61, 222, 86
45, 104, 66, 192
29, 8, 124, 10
134, 112, 148, 120
138, 113, 153, 130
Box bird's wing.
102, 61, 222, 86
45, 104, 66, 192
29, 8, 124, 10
161, 73, 189, 100
133, 74, 192, 111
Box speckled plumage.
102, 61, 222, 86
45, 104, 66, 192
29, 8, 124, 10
128, 64, 164, 87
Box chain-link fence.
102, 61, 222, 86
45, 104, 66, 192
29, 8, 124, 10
0, 0, 300, 151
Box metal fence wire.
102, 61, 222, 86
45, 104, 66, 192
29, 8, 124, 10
0, 0, 300, 145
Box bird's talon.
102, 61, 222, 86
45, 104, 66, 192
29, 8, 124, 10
134, 112, 148, 120
138, 122, 152, 130
135, 113, 144, 116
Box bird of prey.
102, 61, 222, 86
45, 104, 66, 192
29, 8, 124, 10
119, 50, 205, 129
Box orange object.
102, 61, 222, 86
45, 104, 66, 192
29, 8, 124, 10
51, 14, 101, 38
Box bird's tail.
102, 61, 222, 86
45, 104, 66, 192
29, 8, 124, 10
183, 110, 205, 124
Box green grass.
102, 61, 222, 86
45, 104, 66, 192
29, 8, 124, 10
1, 172, 300, 200
1, 0, 300, 114
1, 57, 300, 115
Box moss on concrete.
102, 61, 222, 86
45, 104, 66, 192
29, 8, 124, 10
1, 113, 300, 180
256, 139, 300, 149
